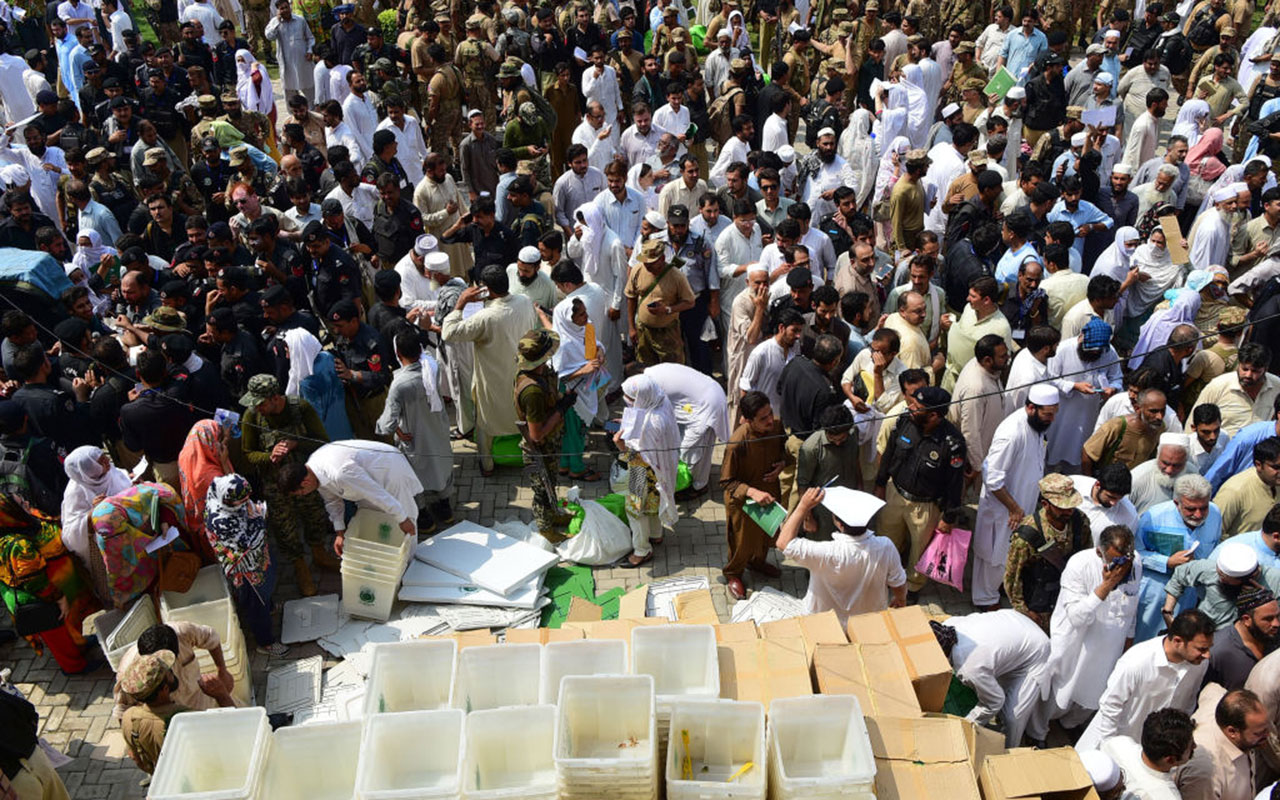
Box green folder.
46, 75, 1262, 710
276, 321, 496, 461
744, 500, 788, 539
1149, 530, 1187, 558
984, 67, 1016, 99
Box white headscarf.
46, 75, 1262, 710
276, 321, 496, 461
283, 327, 322, 397
1171, 99, 1210, 148
1130, 286, 1202, 368
1127, 235, 1183, 316
236, 48, 275, 115
574, 203, 608, 286
417, 352, 444, 412
874, 135, 910, 207
620, 374, 681, 527
71, 229, 114, 273
61, 446, 131, 564
840, 108, 878, 209
898, 65, 930, 148
726, 10, 750, 51
1092, 225, 1140, 281
551, 297, 603, 420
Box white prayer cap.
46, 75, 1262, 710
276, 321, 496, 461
1158, 432, 1189, 452
518, 245, 541, 264
820, 486, 886, 528
1104, 28, 1121, 38
467, 108, 483, 119
816, 126, 836, 139
1094, 71, 1115, 86
746, 262, 769, 275
1213, 185, 1238, 203
1218, 541, 1259, 578
0, 164, 28, 186
424, 252, 450, 273
777, 145, 796, 164
1252, 155, 1274, 167
716, 28, 731, 39
413, 234, 438, 256
1071, 132, 1087, 147
644, 210, 667, 230
941, 102, 961, 118
1111, 162, 1133, 176
1078, 751, 1121, 793
1028, 384, 1060, 406
1007, 86, 1026, 100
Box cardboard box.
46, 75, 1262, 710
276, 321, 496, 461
717, 636, 812, 709
813, 643, 922, 717
714, 621, 760, 642
866, 715, 985, 800
673, 589, 719, 624
424, 630, 496, 649
846, 606, 953, 712
504, 627, 585, 645
760, 610, 848, 666
618, 585, 648, 619
566, 596, 603, 622
562, 617, 667, 652
980, 749, 1100, 800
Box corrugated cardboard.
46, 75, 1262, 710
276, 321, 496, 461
673, 589, 719, 624
846, 606, 953, 712
714, 621, 760, 642
424, 630, 497, 649
717, 636, 812, 709
813, 643, 922, 717
980, 749, 1100, 800
618, 585, 648, 619
504, 627, 585, 644
563, 617, 667, 651
867, 715, 983, 800
566, 596, 603, 622
760, 610, 848, 666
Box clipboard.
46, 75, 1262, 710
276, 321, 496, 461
1160, 216, 1189, 264
983, 67, 1016, 99
1081, 105, 1116, 128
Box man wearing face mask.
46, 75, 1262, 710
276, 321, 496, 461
1083, 387, 1169, 474
1045, 318, 1124, 472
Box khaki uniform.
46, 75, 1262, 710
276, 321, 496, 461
847, 18, 880, 84
514, 368, 565, 539
782, 48, 810, 140
625, 260, 695, 366
427, 62, 466, 159
456, 37, 499, 129
121, 703, 185, 775
222, 110, 272, 150
940, 0, 984, 39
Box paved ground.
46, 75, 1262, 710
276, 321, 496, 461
0, 422, 977, 799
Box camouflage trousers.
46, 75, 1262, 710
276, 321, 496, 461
262, 480, 334, 559
523, 448, 567, 543
246, 6, 271, 60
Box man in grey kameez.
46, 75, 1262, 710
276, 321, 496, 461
376, 328, 456, 529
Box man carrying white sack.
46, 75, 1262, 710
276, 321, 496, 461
972, 383, 1060, 611
644, 361, 730, 500
930, 609, 1050, 747
1028, 524, 1141, 745
277, 440, 424, 556
777, 486, 906, 626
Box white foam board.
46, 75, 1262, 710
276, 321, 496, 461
414, 521, 559, 596
397, 575, 544, 609
280, 594, 341, 644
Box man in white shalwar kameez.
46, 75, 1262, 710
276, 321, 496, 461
1044, 319, 1124, 471
1005, 329, 1056, 410
294, 439, 425, 553
565, 204, 626, 391
376, 331, 454, 524
0, 51, 34, 124
725, 265, 769, 421
937, 609, 1051, 747
1074, 609, 1215, 751
581, 59, 623, 135
1070, 469, 1139, 545
923, 138, 966, 236
376, 106, 428, 187
645, 362, 729, 495
571, 102, 619, 173
264, 2, 316, 99
799, 131, 855, 221
1187, 186, 1237, 271
972, 384, 1059, 609
714, 206, 762, 342
1028, 527, 1141, 742
341, 73, 379, 160
440, 265, 537, 473
1127, 435, 1199, 514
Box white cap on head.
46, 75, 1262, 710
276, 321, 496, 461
1078, 751, 1121, 792
1, 164, 28, 185
1219, 541, 1258, 578
1213, 185, 1238, 203
1158, 432, 1189, 451
1028, 384, 1060, 406
1095, 71, 1115, 86
1071, 132, 1087, 147
816, 126, 836, 139
413, 234, 438, 256
1007, 86, 1026, 100
644, 210, 667, 230
820, 486, 886, 528
717, 28, 731, 39
518, 245, 541, 264
746, 263, 769, 276
467, 108, 483, 119
424, 252, 450, 272
941, 102, 960, 118
1229, 181, 1250, 195
777, 145, 796, 164
1112, 163, 1133, 176
1104, 28, 1121, 38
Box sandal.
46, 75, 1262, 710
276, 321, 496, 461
558, 468, 570, 476
568, 469, 601, 482
624, 552, 654, 567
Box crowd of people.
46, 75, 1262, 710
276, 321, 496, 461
2, 0, 1280, 793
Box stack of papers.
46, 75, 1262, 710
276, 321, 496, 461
729, 586, 807, 625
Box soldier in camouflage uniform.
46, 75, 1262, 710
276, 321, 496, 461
1042, 0, 1076, 41
425, 42, 466, 161
846, 0, 882, 86
371, 58, 409, 113
513, 329, 574, 542
246, 0, 272, 61
782, 33, 812, 141
219, 91, 272, 151
239, 374, 339, 598
1002, 473, 1093, 629
457, 15, 501, 130
944, 41, 986, 104
498, 57, 534, 125
940, 0, 985, 42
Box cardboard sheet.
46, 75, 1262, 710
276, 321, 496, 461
867, 715, 983, 800
503, 627, 585, 644
714, 621, 760, 642
814, 643, 923, 717
980, 748, 1099, 800
1160, 216, 1189, 264
846, 606, 953, 712
761, 610, 847, 667
718, 636, 813, 709
673, 589, 719, 624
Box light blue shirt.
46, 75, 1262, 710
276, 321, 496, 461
593, 186, 645, 249
1209, 530, 1280, 570
1047, 200, 1113, 257
999, 27, 1048, 83
1203, 419, 1276, 492
995, 241, 1039, 282
495, 172, 517, 225
1133, 499, 1223, 641
77, 200, 122, 246
1099, 53, 1121, 97
67, 44, 91, 110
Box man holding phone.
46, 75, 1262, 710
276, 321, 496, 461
625, 238, 695, 367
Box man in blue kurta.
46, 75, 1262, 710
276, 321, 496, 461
1134, 474, 1223, 642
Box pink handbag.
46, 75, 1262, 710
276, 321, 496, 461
915, 527, 972, 592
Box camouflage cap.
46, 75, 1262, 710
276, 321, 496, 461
1039, 473, 1082, 509
1219, 306, 1248, 327
465, 13, 485, 28
220, 89, 239, 104
197, 93, 218, 109
142, 147, 166, 166
372, 57, 394, 72
962, 76, 986, 91
85, 146, 108, 165
498, 57, 523, 77
228, 145, 250, 166
638, 238, 666, 264
832, 6, 849, 18
955, 40, 975, 54
730, 57, 750, 71
141, 305, 185, 332
1065, 105, 1084, 120
517, 328, 559, 370
837, 20, 854, 34
239, 373, 282, 408
119, 650, 176, 697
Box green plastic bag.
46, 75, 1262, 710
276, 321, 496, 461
676, 461, 691, 492
594, 493, 627, 523
490, 434, 523, 467
942, 675, 978, 717
690, 24, 707, 53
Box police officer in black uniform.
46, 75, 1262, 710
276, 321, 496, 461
361, 129, 411, 189
199, 307, 267, 404
190, 136, 236, 222
371, 172, 423, 267
327, 299, 394, 439
664, 202, 717, 375
261, 284, 322, 384
301, 219, 363, 318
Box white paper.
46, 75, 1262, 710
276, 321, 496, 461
728, 586, 806, 625
129, 456, 149, 482
280, 594, 341, 644
1081, 105, 1117, 128
398, 578, 545, 609
461, 301, 483, 319
143, 525, 180, 554
414, 521, 559, 596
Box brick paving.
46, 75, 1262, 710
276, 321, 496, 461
0, 424, 978, 799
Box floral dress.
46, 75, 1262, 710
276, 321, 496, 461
91, 483, 188, 609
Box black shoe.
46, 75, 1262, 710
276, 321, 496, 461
431, 500, 455, 526
417, 508, 436, 535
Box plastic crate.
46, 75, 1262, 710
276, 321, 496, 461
665, 700, 766, 800
462, 705, 557, 799
354, 709, 465, 799
538, 639, 628, 705
160, 566, 230, 618
451, 644, 541, 712
767, 695, 875, 799
148, 707, 270, 800
257, 721, 361, 800
364, 640, 458, 716
102, 595, 158, 671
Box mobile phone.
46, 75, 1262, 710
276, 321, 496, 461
647, 300, 663, 310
